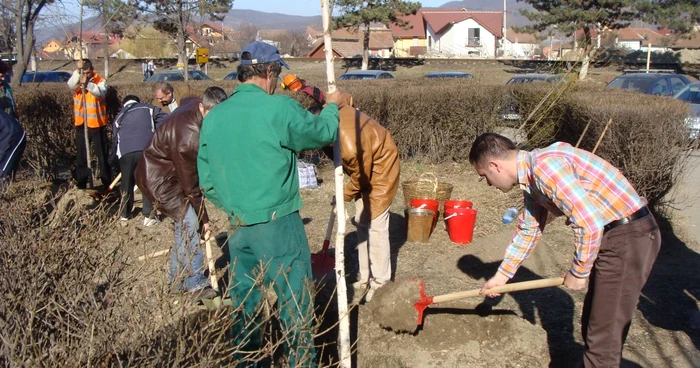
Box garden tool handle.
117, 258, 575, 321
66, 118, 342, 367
205, 235, 219, 291
322, 205, 336, 252
432, 277, 564, 304
108, 173, 122, 191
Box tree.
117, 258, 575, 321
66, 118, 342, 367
334, 0, 420, 70
0, 0, 14, 61
1, 0, 55, 88
136, 0, 233, 81
635, 0, 700, 34
84, 0, 139, 78
516, 0, 637, 80
238, 23, 258, 45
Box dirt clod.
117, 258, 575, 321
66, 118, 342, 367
369, 281, 422, 333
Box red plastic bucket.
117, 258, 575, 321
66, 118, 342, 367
444, 200, 473, 210
444, 207, 477, 244
410, 198, 439, 229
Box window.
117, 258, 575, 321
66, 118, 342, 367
670, 77, 687, 95
428, 36, 432, 48
651, 79, 670, 95
467, 28, 481, 46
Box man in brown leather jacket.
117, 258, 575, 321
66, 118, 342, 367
136, 86, 228, 301
309, 92, 400, 303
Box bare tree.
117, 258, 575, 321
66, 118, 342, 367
136, 0, 233, 81
2, 0, 54, 88
84, 0, 138, 78
238, 22, 258, 45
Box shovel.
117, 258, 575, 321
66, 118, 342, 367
311, 204, 336, 281
414, 277, 564, 325
89, 172, 122, 200
372, 277, 564, 333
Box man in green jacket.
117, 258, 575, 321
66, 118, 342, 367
198, 41, 342, 367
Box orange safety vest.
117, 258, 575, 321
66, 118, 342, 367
73, 74, 108, 128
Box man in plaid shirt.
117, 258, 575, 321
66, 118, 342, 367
469, 133, 660, 367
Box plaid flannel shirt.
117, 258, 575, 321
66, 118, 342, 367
499, 142, 646, 278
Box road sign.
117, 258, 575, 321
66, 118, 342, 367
196, 47, 209, 64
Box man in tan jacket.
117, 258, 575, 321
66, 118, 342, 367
307, 91, 400, 303
151, 82, 200, 114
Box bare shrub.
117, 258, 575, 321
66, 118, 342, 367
0, 181, 336, 366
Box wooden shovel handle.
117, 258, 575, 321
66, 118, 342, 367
205, 236, 219, 290
432, 277, 564, 304
108, 173, 122, 191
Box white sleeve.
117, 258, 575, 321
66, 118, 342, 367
67, 70, 80, 89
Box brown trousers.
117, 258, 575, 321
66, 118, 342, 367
582, 213, 661, 368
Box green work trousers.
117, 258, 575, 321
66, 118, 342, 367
229, 211, 315, 367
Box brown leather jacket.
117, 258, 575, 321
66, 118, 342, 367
135, 98, 208, 223
338, 94, 400, 219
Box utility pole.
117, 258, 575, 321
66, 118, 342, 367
502, 0, 507, 56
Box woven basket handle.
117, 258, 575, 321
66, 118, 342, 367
418, 172, 438, 194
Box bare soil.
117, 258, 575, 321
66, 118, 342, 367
24, 59, 699, 367
111, 157, 700, 367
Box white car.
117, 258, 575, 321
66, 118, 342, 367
672, 82, 700, 140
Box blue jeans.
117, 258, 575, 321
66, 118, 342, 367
170, 205, 208, 292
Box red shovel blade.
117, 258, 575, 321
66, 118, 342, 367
311, 239, 335, 280
414, 280, 435, 326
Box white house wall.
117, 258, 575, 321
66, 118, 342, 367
426, 19, 497, 57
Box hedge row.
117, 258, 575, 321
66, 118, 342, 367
13, 79, 693, 208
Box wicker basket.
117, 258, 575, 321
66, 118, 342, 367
402, 173, 454, 210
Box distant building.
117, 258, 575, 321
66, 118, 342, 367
306, 27, 394, 58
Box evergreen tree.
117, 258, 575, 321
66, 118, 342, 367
516, 0, 637, 80
635, 0, 700, 33
334, 0, 420, 70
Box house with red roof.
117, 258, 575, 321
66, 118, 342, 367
306, 26, 395, 58
391, 11, 427, 57
421, 8, 503, 58
502, 28, 539, 58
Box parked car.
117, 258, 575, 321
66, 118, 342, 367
506, 74, 565, 85
605, 72, 690, 96
425, 72, 473, 79
21, 71, 72, 83
672, 82, 700, 140
223, 71, 238, 81
338, 70, 395, 80
145, 70, 211, 82
501, 74, 565, 121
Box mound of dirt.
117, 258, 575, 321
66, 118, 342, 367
368, 281, 422, 333
360, 305, 550, 367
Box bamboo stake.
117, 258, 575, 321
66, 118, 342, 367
320, 0, 351, 366
575, 120, 592, 148
592, 118, 613, 154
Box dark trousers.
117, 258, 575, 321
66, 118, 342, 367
75, 125, 111, 188
0, 132, 26, 179
118, 151, 152, 219
582, 213, 661, 367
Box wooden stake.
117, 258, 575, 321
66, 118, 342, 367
575, 120, 592, 148
592, 118, 613, 155
321, 0, 351, 366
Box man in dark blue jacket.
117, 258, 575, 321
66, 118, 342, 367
0, 110, 25, 185
112, 95, 168, 225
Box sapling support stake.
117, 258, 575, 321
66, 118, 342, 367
320, 0, 351, 366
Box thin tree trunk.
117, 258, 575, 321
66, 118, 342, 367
578, 26, 592, 81
103, 12, 109, 78
321, 0, 350, 366
178, 4, 188, 82
362, 26, 369, 70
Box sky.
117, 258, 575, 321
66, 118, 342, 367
231, 0, 450, 17
41, 0, 452, 28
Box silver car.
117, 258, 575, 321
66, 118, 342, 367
672, 82, 700, 140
